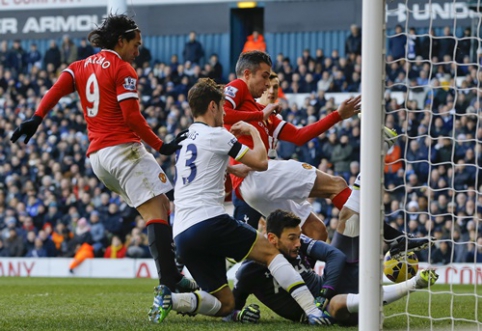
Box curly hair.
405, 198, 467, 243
188, 78, 224, 117
87, 14, 140, 50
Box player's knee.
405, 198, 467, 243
159, 193, 170, 211
329, 295, 352, 323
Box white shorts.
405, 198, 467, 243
344, 173, 360, 213
89, 143, 172, 208
239, 159, 317, 225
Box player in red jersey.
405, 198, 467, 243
225, 50, 361, 241
10, 14, 197, 294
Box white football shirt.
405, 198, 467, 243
173, 122, 249, 237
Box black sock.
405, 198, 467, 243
331, 232, 359, 263
383, 222, 403, 241
147, 223, 183, 289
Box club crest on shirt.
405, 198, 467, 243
158, 172, 167, 183
123, 77, 137, 91
224, 86, 238, 98
302, 163, 313, 170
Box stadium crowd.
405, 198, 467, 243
0, 26, 481, 263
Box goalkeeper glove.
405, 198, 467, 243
10, 115, 43, 144
315, 287, 335, 311
159, 129, 189, 155
222, 304, 260, 323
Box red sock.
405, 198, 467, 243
146, 219, 169, 226
332, 187, 352, 210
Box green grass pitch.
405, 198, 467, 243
0, 277, 480, 330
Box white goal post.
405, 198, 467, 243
361, 0, 482, 330
359, 0, 385, 329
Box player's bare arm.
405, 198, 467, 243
230, 121, 268, 171
227, 164, 252, 178
336, 95, 362, 119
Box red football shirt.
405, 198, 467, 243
64, 50, 153, 155
224, 79, 286, 194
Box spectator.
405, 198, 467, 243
43, 40, 61, 72
388, 25, 407, 60
38, 229, 57, 257
77, 38, 95, 60
182, 31, 204, 65
134, 44, 152, 69
125, 231, 149, 258
5, 228, 24, 257
438, 26, 456, 61
25, 43, 42, 72
242, 30, 267, 53
345, 24, 362, 57
330, 134, 353, 182
89, 210, 106, 256
104, 235, 127, 258
430, 240, 453, 265
6, 40, 26, 75
456, 27, 472, 63
60, 34, 78, 65
421, 28, 440, 61
209, 53, 223, 83
0, 237, 10, 257
464, 236, 482, 262
26, 237, 48, 257
406, 27, 421, 60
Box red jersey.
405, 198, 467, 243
223, 78, 343, 197
64, 50, 146, 155
224, 79, 286, 194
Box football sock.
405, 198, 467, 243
346, 279, 417, 313
147, 222, 183, 289
331, 232, 359, 263
383, 222, 403, 241
342, 212, 360, 238
332, 187, 352, 210
268, 254, 320, 316
171, 291, 221, 315
381, 278, 417, 305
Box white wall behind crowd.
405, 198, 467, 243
0, 258, 480, 285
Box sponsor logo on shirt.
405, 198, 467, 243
123, 77, 137, 91
228, 137, 237, 147
224, 86, 238, 98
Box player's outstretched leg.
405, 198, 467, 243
148, 285, 173, 323
388, 234, 434, 259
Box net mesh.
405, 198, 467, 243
383, 0, 481, 329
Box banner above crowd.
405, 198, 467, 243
0, 0, 478, 40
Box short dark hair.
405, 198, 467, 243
188, 78, 224, 117
88, 14, 140, 50
235, 50, 272, 77
266, 209, 301, 238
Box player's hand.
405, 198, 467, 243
230, 121, 255, 136
237, 304, 260, 323
159, 129, 189, 155
337, 95, 361, 119
10, 115, 43, 144
262, 103, 281, 121
227, 164, 252, 178
315, 288, 335, 311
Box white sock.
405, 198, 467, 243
346, 293, 359, 313
195, 290, 222, 316
343, 213, 360, 237
268, 254, 319, 316
345, 277, 417, 313
382, 277, 417, 305
172, 292, 197, 313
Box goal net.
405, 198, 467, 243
378, 0, 482, 329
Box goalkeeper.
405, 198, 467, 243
231, 209, 439, 325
